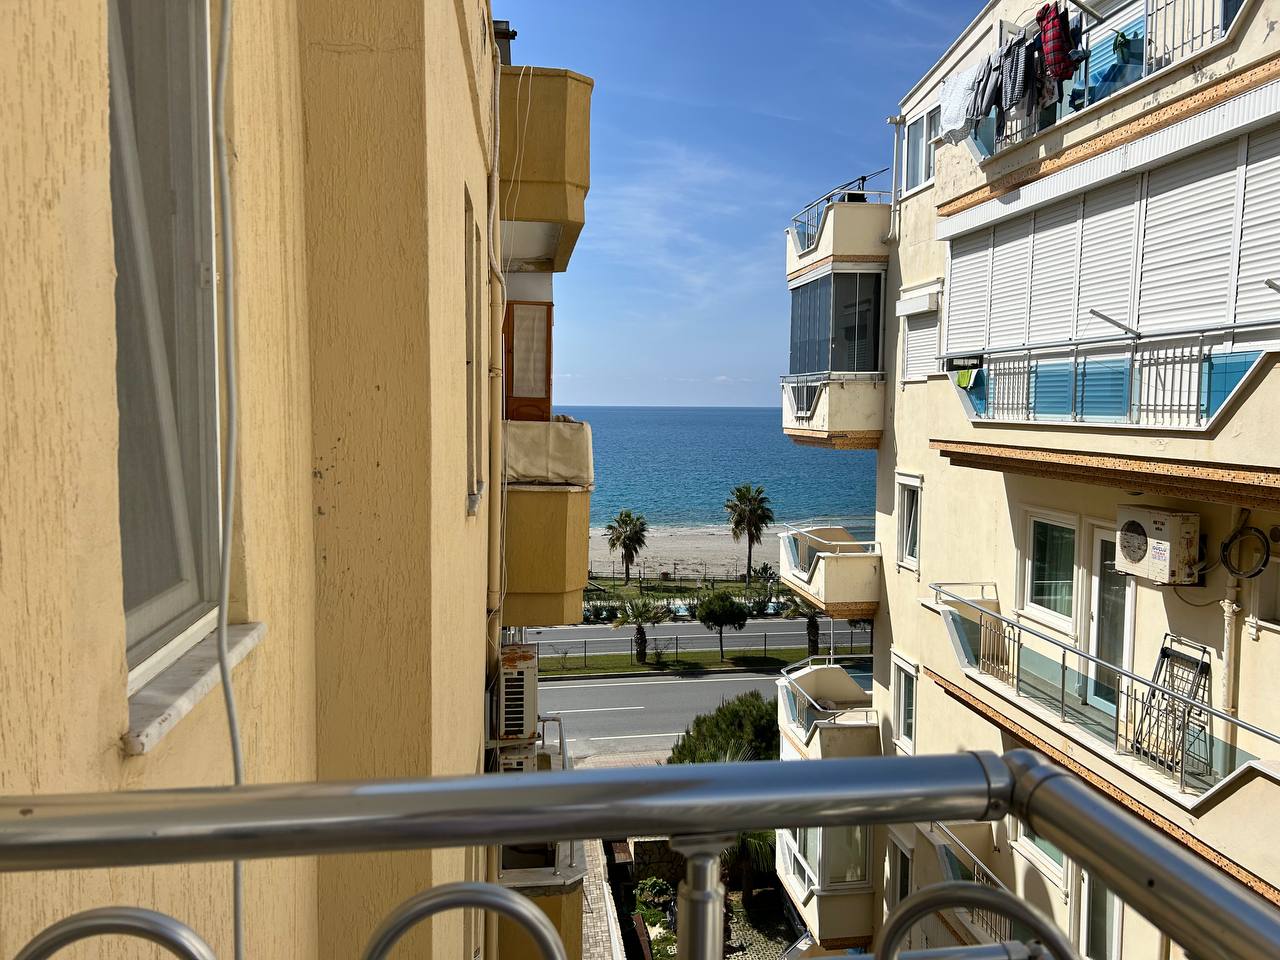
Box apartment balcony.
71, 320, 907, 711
778, 656, 878, 756
776, 659, 880, 951
785, 183, 891, 276
930, 582, 1280, 804
951, 330, 1269, 431
499, 65, 592, 272
781, 373, 885, 449
498, 715, 586, 959
502, 419, 592, 628
978, 0, 1241, 156
778, 520, 881, 619
1, 751, 1277, 959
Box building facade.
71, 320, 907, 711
1, 2, 589, 958
779, 1, 1280, 956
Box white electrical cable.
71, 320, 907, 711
212, 0, 246, 956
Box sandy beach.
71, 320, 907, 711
589, 525, 772, 579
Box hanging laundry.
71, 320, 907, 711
1037, 2, 1076, 81
939, 62, 983, 144
969, 51, 1003, 131
999, 30, 1034, 115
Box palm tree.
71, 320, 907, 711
605, 509, 648, 584
724, 484, 775, 587
615, 598, 670, 664
783, 592, 822, 657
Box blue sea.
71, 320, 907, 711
558, 406, 876, 528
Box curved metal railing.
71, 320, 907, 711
2, 751, 1279, 959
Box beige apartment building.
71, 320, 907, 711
778, 1, 1280, 956
1, 2, 589, 957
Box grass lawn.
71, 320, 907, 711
538, 645, 809, 677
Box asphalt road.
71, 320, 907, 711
528, 616, 870, 657
539, 672, 781, 761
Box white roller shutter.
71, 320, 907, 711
1139, 142, 1238, 332
1076, 177, 1139, 339
945, 229, 991, 353
987, 215, 1032, 348
1027, 198, 1079, 344
1235, 125, 1280, 326
902, 314, 940, 380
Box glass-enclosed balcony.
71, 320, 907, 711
778, 519, 881, 619
782, 272, 885, 448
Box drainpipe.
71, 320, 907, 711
883, 115, 905, 243
485, 45, 509, 960
1221, 507, 1244, 763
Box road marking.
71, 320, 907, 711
579, 732, 683, 742
544, 675, 780, 691
543, 706, 644, 714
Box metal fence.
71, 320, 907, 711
932, 583, 1280, 794
3, 750, 1279, 958
932, 821, 1013, 944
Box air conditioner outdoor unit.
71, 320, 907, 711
498, 643, 539, 742
1115, 508, 1200, 585
498, 742, 538, 774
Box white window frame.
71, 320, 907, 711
1248, 554, 1280, 635
886, 835, 913, 911
1078, 866, 1125, 960
110, 0, 222, 694
902, 105, 942, 198
892, 654, 918, 754
1019, 507, 1080, 635
896, 473, 923, 573
1009, 814, 1068, 889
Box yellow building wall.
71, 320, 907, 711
0, 0, 319, 955
498, 888, 584, 960
300, 0, 495, 957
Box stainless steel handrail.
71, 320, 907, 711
1, 752, 1278, 959
931, 583, 1280, 751
0, 753, 1012, 871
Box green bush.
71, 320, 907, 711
667, 690, 779, 765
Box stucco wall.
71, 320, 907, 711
300, 0, 495, 957
0, 0, 319, 954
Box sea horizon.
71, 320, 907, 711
558, 404, 877, 529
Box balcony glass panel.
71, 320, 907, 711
789, 274, 881, 376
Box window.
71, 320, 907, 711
789, 273, 883, 376
109, 0, 219, 677
904, 106, 941, 192
1025, 514, 1077, 624
901, 313, 940, 381
1011, 815, 1066, 879
1081, 870, 1122, 960
1252, 559, 1280, 627
887, 840, 912, 909
893, 657, 917, 752
783, 825, 869, 889
896, 475, 922, 570
464, 192, 485, 514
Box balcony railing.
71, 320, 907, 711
782, 371, 883, 420
932, 821, 1013, 944
3, 751, 1279, 959
985, 0, 1240, 154
789, 183, 891, 253
932, 583, 1280, 795
954, 323, 1272, 429
780, 654, 876, 735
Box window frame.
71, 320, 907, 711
896, 473, 923, 572
110, 0, 222, 693
886, 835, 913, 911
1010, 815, 1068, 887
892, 654, 918, 754
902, 105, 942, 196
1079, 867, 1124, 960
1020, 508, 1080, 634
464, 190, 486, 516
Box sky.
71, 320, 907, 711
497, 1, 982, 407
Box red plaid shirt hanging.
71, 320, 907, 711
1037, 3, 1075, 81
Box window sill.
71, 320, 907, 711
125, 622, 265, 756
1015, 606, 1076, 640
900, 180, 935, 203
